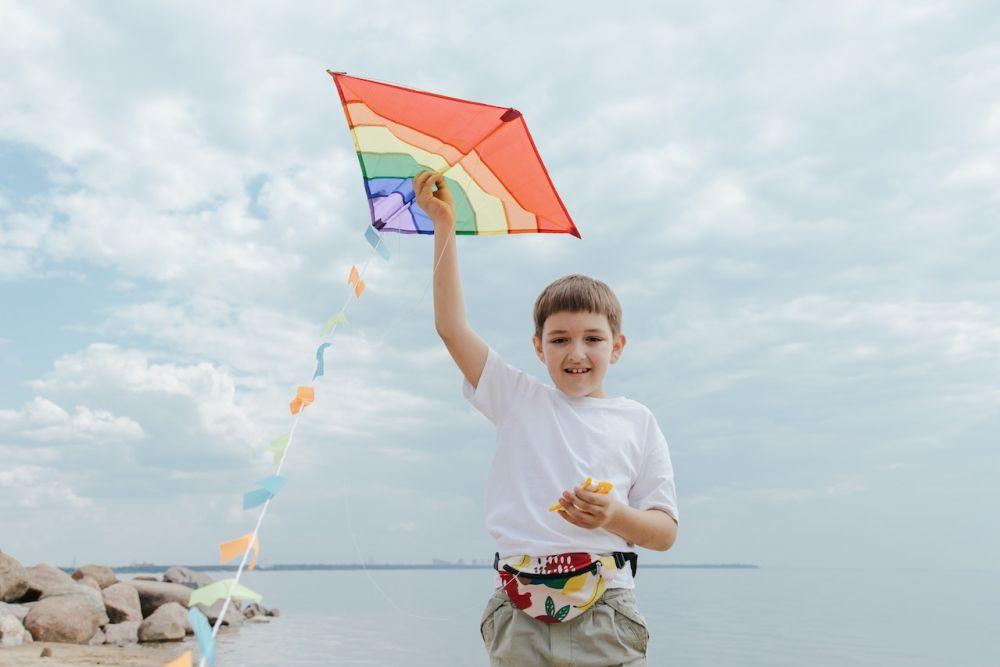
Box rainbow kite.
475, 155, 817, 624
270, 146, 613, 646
328, 71, 579, 238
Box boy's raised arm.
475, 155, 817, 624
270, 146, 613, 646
415, 171, 489, 389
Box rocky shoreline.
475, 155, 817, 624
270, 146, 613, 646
0, 549, 277, 664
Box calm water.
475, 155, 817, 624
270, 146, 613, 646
171, 567, 996, 666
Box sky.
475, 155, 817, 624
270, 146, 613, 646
1, 1, 998, 572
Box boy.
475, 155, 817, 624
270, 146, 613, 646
417, 171, 679, 666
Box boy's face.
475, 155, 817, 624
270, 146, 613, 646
532, 310, 626, 399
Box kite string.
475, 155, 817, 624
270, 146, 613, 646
333, 229, 499, 622
198, 412, 304, 667
202, 230, 486, 667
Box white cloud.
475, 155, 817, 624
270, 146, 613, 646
0, 396, 144, 444
0, 2, 997, 570
0, 465, 92, 510
29, 343, 258, 447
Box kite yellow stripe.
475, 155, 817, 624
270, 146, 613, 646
352, 125, 510, 234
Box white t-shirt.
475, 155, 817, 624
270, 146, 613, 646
462, 347, 679, 590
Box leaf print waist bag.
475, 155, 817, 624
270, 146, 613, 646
493, 551, 638, 624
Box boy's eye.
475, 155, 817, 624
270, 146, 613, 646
550, 338, 567, 344
588, 337, 603, 342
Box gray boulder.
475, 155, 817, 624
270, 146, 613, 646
40, 583, 109, 626
199, 599, 243, 627
0, 551, 29, 602
127, 579, 192, 617
71, 564, 117, 589
77, 575, 101, 591
0, 601, 29, 622
22, 564, 75, 601
102, 582, 142, 623
88, 627, 106, 646
23, 595, 101, 643
103, 620, 140, 646
163, 566, 213, 589
138, 602, 188, 642
0, 606, 30, 647
242, 601, 277, 619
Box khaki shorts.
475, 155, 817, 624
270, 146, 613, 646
479, 586, 649, 666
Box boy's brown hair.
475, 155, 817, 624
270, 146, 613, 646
533, 274, 622, 339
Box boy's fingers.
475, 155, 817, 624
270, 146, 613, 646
414, 171, 431, 194
572, 487, 604, 507
561, 497, 596, 518
414, 172, 429, 195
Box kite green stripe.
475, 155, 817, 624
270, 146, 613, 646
358, 151, 477, 235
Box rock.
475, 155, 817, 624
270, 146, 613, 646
102, 582, 142, 623
103, 620, 140, 646
40, 583, 109, 626
198, 599, 243, 627
133, 575, 158, 581
163, 566, 213, 589
22, 564, 76, 601
242, 601, 261, 618
71, 564, 117, 589
0, 601, 29, 622
88, 627, 106, 646
40, 646, 52, 657
0, 607, 30, 647
138, 602, 187, 642
23, 595, 101, 643
77, 575, 101, 591
242, 600, 278, 619
127, 580, 192, 618
0, 552, 29, 602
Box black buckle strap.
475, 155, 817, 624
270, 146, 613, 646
613, 551, 639, 578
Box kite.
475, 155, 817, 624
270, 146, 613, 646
328, 71, 579, 238
170, 71, 579, 667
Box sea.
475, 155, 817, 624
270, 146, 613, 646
150, 567, 996, 666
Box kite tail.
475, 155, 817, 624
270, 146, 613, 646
184, 226, 494, 667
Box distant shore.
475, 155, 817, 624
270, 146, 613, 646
70, 563, 760, 574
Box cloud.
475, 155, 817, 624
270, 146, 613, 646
29, 343, 259, 448
0, 465, 92, 510
0, 396, 144, 444
0, 2, 998, 570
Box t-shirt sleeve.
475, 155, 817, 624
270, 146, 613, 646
461, 347, 536, 425
628, 411, 679, 523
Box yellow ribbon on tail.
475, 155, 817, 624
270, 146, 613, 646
219, 532, 260, 572
289, 385, 315, 415
164, 651, 192, 667
188, 578, 263, 608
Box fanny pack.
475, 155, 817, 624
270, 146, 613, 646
493, 551, 638, 624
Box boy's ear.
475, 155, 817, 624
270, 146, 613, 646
532, 335, 545, 363
610, 333, 627, 364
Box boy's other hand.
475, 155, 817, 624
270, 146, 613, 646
414, 170, 456, 229
557, 486, 621, 530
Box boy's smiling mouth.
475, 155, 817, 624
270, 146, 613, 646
564, 367, 591, 374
